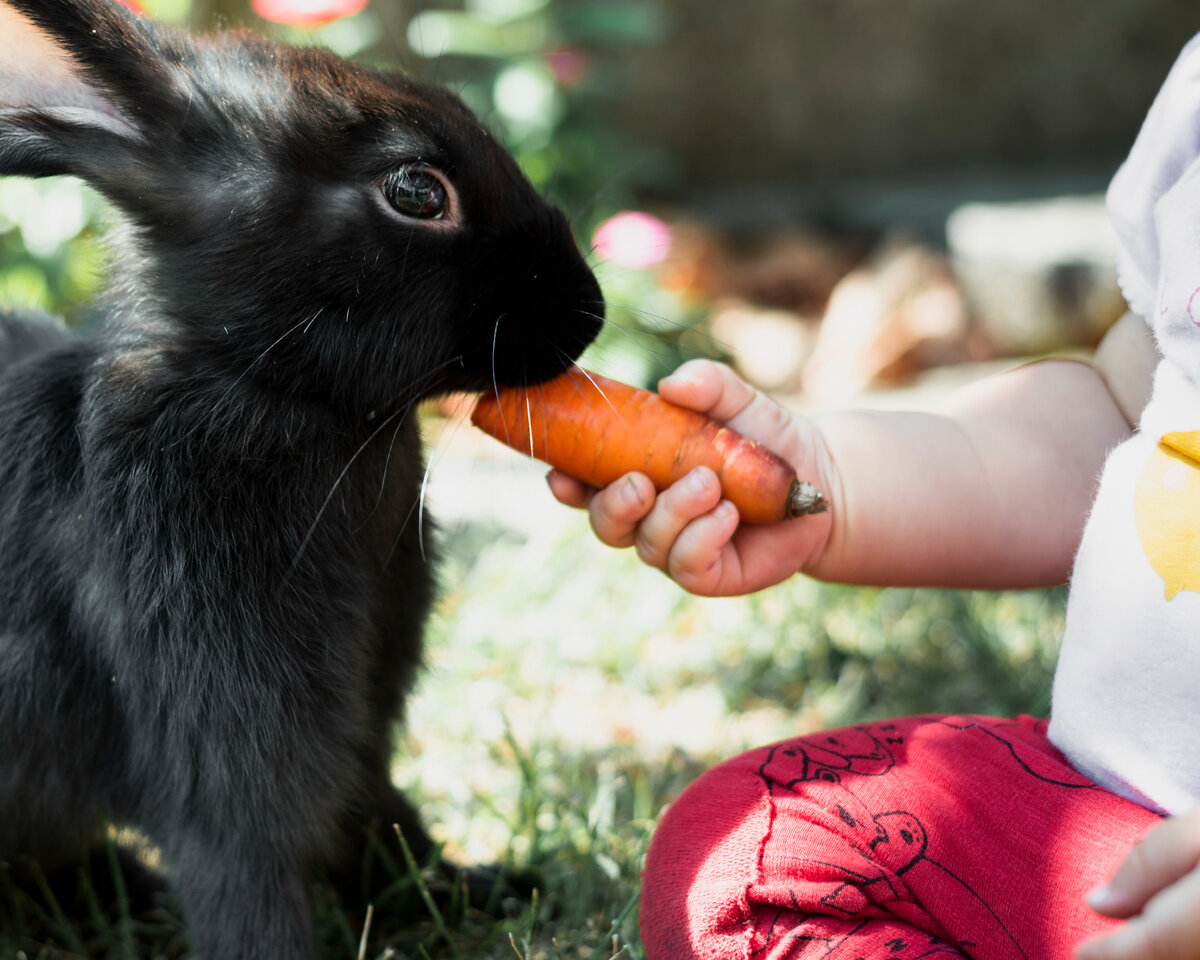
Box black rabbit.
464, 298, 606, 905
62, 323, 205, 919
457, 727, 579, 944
0, 0, 603, 956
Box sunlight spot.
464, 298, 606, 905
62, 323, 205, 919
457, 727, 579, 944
493, 59, 563, 137
465, 0, 549, 24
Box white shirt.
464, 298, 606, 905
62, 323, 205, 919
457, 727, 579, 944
1048, 33, 1200, 815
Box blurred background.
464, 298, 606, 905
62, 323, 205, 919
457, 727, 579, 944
2, 1, 1197, 956
8, 0, 1199, 390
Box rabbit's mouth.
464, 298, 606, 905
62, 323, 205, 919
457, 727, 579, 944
461, 269, 605, 391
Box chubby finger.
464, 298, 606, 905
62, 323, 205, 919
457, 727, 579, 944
657, 359, 758, 422
546, 469, 592, 509
1077, 865, 1200, 960
633, 466, 723, 569
1089, 812, 1200, 918
664, 499, 741, 595
586, 472, 656, 548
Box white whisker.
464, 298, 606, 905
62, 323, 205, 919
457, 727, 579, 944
166, 311, 317, 450
573, 365, 623, 423
490, 314, 513, 447
571, 308, 674, 369
525, 386, 534, 456
290, 354, 465, 575
288, 404, 409, 579
566, 152, 652, 226
388, 397, 472, 572
417, 443, 436, 562
356, 354, 465, 535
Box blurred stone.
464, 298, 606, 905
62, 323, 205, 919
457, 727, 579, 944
709, 302, 816, 392
657, 218, 862, 317
946, 195, 1126, 354
802, 239, 981, 403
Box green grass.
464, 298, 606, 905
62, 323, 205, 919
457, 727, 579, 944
0, 507, 1064, 959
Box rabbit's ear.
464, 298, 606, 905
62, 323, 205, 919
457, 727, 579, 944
0, 0, 166, 187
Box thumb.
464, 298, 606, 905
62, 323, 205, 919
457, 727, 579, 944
657, 360, 759, 423
658, 359, 812, 473
1089, 810, 1200, 918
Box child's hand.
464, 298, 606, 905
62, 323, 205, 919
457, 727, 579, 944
547, 359, 835, 597
1076, 808, 1200, 960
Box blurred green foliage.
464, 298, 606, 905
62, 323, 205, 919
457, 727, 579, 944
0, 178, 109, 324
403, 0, 669, 214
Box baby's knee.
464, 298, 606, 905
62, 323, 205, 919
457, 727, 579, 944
640, 747, 774, 960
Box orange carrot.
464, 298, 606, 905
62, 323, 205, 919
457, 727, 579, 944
470, 367, 827, 524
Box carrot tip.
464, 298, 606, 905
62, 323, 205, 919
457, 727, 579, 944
786, 480, 828, 518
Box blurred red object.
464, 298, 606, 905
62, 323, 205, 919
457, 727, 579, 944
251, 0, 367, 26
592, 211, 672, 269
114, 0, 146, 12
546, 47, 589, 88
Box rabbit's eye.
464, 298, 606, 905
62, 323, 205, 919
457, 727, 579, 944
381, 167, 450, 220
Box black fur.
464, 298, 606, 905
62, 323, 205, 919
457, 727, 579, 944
0, 1, 602, 957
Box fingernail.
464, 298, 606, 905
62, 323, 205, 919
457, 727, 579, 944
620, 475, 646, 508
714, 500, 737, 522
1087, 884, 1120, 911
661, 371, 698, 389
685, 468, 712, 493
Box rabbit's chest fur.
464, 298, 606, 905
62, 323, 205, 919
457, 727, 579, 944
2, 336, 432, 849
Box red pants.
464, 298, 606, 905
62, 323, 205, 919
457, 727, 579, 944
640, 715, 1162, 960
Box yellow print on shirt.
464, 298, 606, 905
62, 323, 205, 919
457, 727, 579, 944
1135, 431, 1200, 599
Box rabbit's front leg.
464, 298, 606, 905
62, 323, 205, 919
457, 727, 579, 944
366, 777, 437, 864
338, 775, 526, 916
0, 634, 111, 868
171, 838, 315, 960
329, 770, 437, 906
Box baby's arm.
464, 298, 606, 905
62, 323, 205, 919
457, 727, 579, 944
814, 314, 1150, 588
552, 313, 1156, 596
